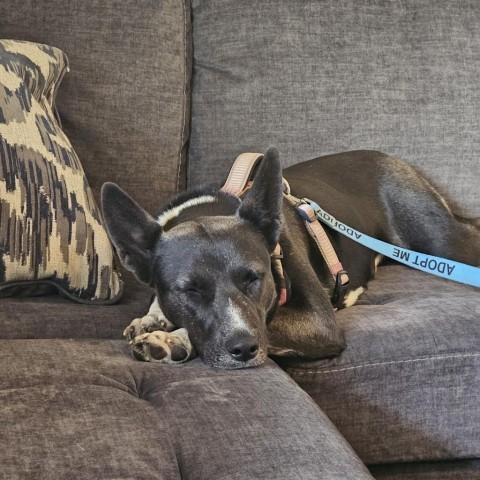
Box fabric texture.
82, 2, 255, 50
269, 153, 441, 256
189, 0, 480, 217
369, 459, 480, 480
0, 40, 122, 303
284, 265, 480, 465
0, 0, 192, 215
0, 341, 373, 479
0, 272, 151, 340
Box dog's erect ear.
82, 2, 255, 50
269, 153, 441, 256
101, 183, 161, 285
237, 146, 283, 251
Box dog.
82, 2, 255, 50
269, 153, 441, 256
101, 148, 480, 369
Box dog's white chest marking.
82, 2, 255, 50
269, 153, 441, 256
148, 297, 165, 317
157, 195, 217, 227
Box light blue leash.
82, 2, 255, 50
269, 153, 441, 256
302, 198, 480, 288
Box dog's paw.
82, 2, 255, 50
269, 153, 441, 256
131, 328, 193, 364
123, 313, 175, 342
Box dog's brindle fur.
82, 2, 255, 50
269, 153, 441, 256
101, 148, 480, 369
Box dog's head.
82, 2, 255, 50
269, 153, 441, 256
101, 148, 283, 369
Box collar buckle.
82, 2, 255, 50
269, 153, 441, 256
331, 270, 350, 309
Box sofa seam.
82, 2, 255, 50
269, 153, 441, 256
176, 0, 188, 194
288, 352, 480, 376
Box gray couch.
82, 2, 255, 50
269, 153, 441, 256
1, 1, 479, 478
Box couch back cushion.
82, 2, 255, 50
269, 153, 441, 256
189, 0, 480, 217
0, 0, 191, 215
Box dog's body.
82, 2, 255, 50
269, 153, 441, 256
102, 149, 480, 369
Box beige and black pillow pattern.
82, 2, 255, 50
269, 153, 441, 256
0, 40, 123, 303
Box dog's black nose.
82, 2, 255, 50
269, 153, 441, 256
226, 332, 259, 362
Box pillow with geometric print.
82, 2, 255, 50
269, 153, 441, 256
0, 39, 123, 304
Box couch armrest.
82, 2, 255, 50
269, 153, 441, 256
145, 358, 373, 480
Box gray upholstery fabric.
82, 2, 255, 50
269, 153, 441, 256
0, 273, 152, 340
1, 1, 478, 477
0, 0, 192, 214
189, 0, 480, 216
0, 341, 373, 479
285, 265, 480, 465
369, 459, 480, 480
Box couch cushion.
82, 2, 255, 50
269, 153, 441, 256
0, 272, 152, 339
0, 339, 182, 479
0, 339, 373, 479
0, 40, 122, 303
284, 265, 480, 465
189, 0, 480, 216
0, 0, 192, 215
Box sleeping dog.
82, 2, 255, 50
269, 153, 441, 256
101, 148, 480, 369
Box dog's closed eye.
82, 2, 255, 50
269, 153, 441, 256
176, 280, 215, 303
239, 270, 264, 296
184, 287, 203, 300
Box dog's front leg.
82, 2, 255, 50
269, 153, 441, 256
267, 303, 345, 360
124, 296, 176, 340
267, 242, 346, 360
124, 296, 195, 364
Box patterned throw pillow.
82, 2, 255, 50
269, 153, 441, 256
0, 40, 123, 303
